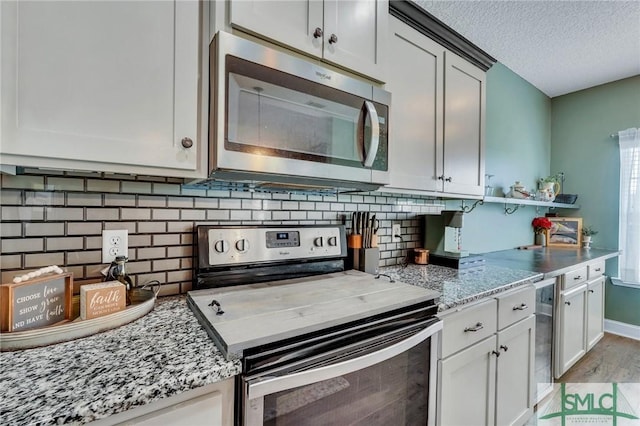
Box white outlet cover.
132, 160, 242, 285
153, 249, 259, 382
392, 224, 401, 241
102, 230, 128, 263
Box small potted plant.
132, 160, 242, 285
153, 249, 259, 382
532, 217, 552, 246
582, 226, 598, 249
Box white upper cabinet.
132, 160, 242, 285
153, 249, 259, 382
387, 17, 443, 192
0, 1, 206, 178
386, 17, 486, 197
229, 0, 387, 82
442, 51, 486, 196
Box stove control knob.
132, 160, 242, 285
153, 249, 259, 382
313, 237, 324, 247
235, 238, 249, 253
328, 236, 338, 247
213, 239, 229, 254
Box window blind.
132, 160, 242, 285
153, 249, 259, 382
618, 127, 640, 286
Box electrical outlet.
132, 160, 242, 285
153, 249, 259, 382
102, 230, 128, 263
392, 224, 401, 242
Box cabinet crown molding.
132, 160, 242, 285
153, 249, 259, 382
389, 0, 496, 71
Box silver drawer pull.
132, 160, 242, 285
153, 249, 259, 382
512, 303, 528, 311
573, 275, 582, 280
464, 322, 483, 332
595, 268, 602, 272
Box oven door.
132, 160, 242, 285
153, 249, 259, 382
241, 318, 442, 426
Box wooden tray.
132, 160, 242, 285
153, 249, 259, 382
0, 287, 157, 352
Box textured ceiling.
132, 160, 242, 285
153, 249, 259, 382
414, 0, 640, 97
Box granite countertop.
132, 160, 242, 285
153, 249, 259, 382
0, 296, 241, 426
379, 264, 543, 312
483, 247, 620, 279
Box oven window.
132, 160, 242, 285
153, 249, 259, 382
261, 339, 430, 425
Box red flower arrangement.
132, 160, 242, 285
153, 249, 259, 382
532, 217, 552, 235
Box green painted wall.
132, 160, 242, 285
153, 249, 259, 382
451, 63, 552, 253
551, 75, 640, 326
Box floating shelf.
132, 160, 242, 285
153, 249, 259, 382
482, 196, 580, 215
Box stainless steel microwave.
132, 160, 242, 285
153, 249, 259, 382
207, 31, 390, 191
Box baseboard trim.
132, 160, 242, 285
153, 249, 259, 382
604, 319, 640, 340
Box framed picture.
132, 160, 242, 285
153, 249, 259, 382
546, 217, 582, 247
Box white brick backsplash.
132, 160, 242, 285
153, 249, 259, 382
138, 195, 166, 207
137, 247, 167, 260
66, 250, 101, 265
167, 270, 191, 282
219, 199, 241, 209
167, 221, 193, 233
181, 187, 207, 197
307, 211, 323, 220
46, 237, 84, 251
181, 258, 192, 269
26, 191, 65, 206
242, 199, 262, 210
168, 196, 194, 208
1, 175, 44, 190
85, 236, 102, 249
122, 181, 152, 194
0, 190, 22, 205
156, 283, 180, 296
137, 221, 166, 233
67, 222, 102, 235
271, 193, 291, 200
181, 209, 206, 220
282, 201, 299, 210
152, 209, 180, 220
299, 202, 315, 210
263, 200, 282, 210
104, 194, 136, 206
85, 208, 118, 221
45, 207, 82, 221
167, 246, 192, 258
152, 258, 180, 271
2, 206, 44, 221
181, 281, 193, 293
315, 202, 329, 210
272, 211, 290, 220
87, 179, 120, 193
25, 252, 65, 268
0, 254, 22, 269
194, 198, 218, 209
230, 191, 252, 199
208, 210, 230, 220
330, 203, 345, 211
122, 208, 151, 220
129, 234, 152, 247
153, 183, 181, 195
230, 210, 251, 220
152, 234, 180, 246
252, 210, 271, 221
206, 189, 230, 198
127, 261, 152, 274
46, 177, 84, 192
1, 223, 22, 237
291, 211, 307, 220
67, 193, 102, 206
135, 273, 167, 287
105, 222, 137, 233
24, 223, 64, 237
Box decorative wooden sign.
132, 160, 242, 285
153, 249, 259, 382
80, 281, 126, 320
0, 273, 73, 332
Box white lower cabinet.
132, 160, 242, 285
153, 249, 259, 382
91, 378, 235, 426
437, 286, 535, 426
586, 276, 605, 350
555, 260, 607, 378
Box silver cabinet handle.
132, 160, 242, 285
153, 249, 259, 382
492, 350, 500, 357
445, 177, 452, 182
246, 321, 442, 400
328, 33, 338, 44
437, 175, 445, 181
500, 345, 508, 352
181, 137, 193, 148
595, 268, 602, 272
574, 275, 582, 280
313, 27, 323, 39
565, 301, 571, 306
512, 303, 528, 311
589, 289, 595, 293
362, 101, 380, 168
464, 322, 483, 332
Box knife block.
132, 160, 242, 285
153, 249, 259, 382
359, 248, 380, 275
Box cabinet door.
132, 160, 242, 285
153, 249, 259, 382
442, 51, 485, 196
438, 336, 497, 426
386, 17, 443, 193
323, 0, 387, 81
229, 0, 324, 58
557, 285, 587, 378
1, 1, 201, 176
586, 276, 605, 350
496, 315, 535, 426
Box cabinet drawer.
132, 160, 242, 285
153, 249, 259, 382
588, 260, 605, 279
496, 285, 535, 330
440, 299, 497, 358
562, 266, 588, 290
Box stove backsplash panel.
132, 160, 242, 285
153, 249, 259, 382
0, 170, 443, 296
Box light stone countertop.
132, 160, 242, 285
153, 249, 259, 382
0, 296, 241, 426
379, 263, 543, 311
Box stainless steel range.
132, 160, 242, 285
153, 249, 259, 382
188, 225, 442, 426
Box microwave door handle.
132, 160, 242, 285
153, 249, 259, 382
363, 101, 380, 168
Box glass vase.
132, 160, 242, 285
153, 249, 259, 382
535, 233, 546, 247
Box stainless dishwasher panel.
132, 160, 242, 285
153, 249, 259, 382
535, 277, 556, 403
